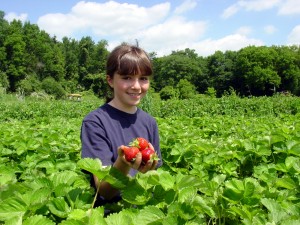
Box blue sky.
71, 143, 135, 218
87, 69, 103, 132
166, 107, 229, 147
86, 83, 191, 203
1, 0, 300, 56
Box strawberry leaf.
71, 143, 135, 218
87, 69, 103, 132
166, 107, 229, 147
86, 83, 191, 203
77, 158, 110, 181
103, 167, 129, 189
23, 215, 55, 225
134, 206, 165, 224
121, 180, 151, 205
0, 197, 27, 221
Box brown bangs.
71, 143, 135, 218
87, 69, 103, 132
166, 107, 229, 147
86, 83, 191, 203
117, 49, 153, 76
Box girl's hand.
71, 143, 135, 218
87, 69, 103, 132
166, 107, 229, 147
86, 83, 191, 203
138, 143, 158, 173
117, 143, 158, 173
117, 145, 142, 170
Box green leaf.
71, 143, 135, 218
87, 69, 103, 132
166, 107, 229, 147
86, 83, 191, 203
67, 209, 87, 220
22, 187, 52, 209
105, 209, 136, 225
47, 197, 71, 218
243, 181, 255, 198
23, 215, 55, 225
156, 170, 175, 191
56, 161, 77, 171
281, 220, 300, 225
2, 215, 22, 225
230, 205, 252, 221
77, 158, 109, 181
223, 179, 244, 202
178, 186, 197, 203
287, 141, 300, 156
136, 170, 160, 190
176, 174, 201, 191
276, 177, 297, 189
168, 202, 196, 221
0, 167, 16, 185
285, 156, 300, 173
0, 197, 27, 221
88, 207, 107, 225
59, 219, 86, 225
103, 167, 129, 189
121, 180, 151, 205
261, 198, 288, 223
134, 206, 165, 224
192, 195, 216, 218
51, 170, 78, 187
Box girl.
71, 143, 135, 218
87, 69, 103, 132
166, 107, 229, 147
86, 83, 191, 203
80, 43, 162, 207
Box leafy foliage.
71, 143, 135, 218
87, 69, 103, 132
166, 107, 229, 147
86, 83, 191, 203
0, 96, 300, 224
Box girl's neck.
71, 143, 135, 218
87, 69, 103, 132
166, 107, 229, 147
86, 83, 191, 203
108, 100, 137, 114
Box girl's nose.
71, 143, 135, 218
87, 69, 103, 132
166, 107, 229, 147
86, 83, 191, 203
131, 79, 141, 89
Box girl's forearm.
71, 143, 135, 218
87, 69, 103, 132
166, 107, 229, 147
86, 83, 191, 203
94, 157, 130, 200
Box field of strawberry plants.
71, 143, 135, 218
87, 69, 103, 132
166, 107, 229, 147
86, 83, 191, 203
0, 94, 300, 224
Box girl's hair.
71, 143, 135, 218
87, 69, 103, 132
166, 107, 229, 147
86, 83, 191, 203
105, 43, 153, 102
106, 43, 153, 77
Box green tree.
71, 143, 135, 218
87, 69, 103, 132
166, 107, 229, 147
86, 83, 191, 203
152, 49, 204, 92
207, 50, 236, 96
42, 40, 65, 81
22, 22, 43, 75
235, 46, 281, 96
90, 40, 108, 74
4, 20, 26, 91
176, 78, 197, 99
62, 37, 79, 83
78, 36, 95, 85
274, 45, 300, 95
0, 11, 8, 73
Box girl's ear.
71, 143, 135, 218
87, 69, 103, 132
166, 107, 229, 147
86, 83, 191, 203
106, 75, 113, 88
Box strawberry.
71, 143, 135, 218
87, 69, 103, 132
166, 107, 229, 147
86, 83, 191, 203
121, 146, 140, 162
141, 148, 158, 164
130, 137, 149, 151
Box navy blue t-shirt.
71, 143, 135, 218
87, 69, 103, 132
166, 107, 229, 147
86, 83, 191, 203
81, 103, 162, 177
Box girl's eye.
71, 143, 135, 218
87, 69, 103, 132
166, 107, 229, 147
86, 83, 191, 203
140, 77, 149, 81
123, 76, 131, 80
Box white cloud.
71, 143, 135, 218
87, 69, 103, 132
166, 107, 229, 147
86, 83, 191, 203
189, 34, 264, 57
221, 4, 240, 19
30, 1, 267, 57
4, 12, 28, 23
133, 16, 207, 56
174, 0, 198, 15
287, 25, 300, 45
236, 26, 253, 36
238, 0, 281, 11
222, 0, 281, 19
278, 0, 300, 15
37, 1, 170, 40
264, 25, 277, 34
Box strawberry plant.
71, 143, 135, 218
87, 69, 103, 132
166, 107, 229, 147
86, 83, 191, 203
1, 96, 300, 224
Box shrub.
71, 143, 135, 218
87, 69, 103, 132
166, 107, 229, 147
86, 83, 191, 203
159, 86, 178, 100
176, 79, 197, 99
41, 77, 66, 99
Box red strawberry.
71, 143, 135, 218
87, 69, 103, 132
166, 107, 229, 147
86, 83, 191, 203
121, 146, 140, 162
130, 137, 149, 151
141, 148, 158, 164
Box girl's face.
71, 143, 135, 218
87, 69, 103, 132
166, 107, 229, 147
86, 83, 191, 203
107, 73, 150, 113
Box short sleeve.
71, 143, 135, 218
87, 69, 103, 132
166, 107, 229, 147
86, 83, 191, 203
81, 120, 113, 166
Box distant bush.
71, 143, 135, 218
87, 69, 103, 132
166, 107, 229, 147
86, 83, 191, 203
159, 86, 178, 100
0, 94, 299, 122
42, 77, 66, 99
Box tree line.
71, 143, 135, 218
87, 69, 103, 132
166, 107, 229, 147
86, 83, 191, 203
1, 11, 300, 99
